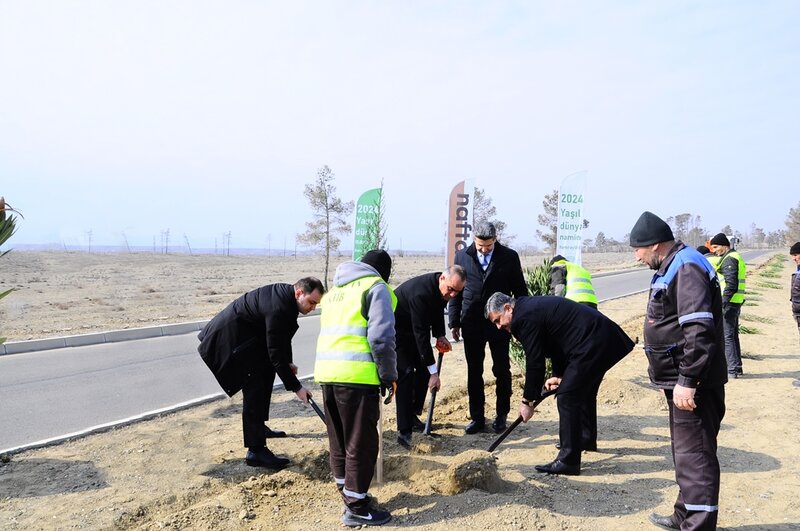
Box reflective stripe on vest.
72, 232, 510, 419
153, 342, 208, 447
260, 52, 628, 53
553, 259, 598, 306
314, 275, 397, 386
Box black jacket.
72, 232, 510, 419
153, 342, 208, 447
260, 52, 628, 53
510, 296, 635, 401
197, 283, 302, 397
448, 242, 527, 329
394, 272, 446, 368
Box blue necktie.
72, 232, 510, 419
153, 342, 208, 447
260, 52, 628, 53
481, 254, 489, 270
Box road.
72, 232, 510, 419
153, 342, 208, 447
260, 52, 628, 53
0, 252, 765, 452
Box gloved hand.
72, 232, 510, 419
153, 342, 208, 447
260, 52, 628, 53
380, 380, 397, 404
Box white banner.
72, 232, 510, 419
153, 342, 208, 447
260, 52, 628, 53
556, 171, 587, 264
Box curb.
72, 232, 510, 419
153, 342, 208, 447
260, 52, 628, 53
0, 309, 322, 356
0, 321, 208, 355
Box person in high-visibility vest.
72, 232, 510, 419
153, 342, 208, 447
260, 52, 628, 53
315, 249, 397, 527
696, 245, 720, 269
710, 232, 746, 378
549, 255, 598, 308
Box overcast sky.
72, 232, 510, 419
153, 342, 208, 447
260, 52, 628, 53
2, 1, 798, 252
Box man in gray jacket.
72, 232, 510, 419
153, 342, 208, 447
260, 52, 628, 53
315, 250, 397, 527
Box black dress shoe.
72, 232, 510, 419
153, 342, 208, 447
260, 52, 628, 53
491, 416, 507, 433
397, 433, 412, 449
534, 459, 580, 476
464, 419, 485, 434
648, 512, 679, 530
245, 448, 290, 469
412, 417, 426, 432
265, 425, 287, 438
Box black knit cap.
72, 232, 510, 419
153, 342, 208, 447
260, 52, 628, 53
790, 242, 800, 255
696, 245, 710, 254
360, 249, 392, 282
629, 211, 674, 247
710, 233, 730, 246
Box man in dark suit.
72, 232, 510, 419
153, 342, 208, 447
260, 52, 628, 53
485, 293, 635, 476
197, 277, 324, 469
448, 221, 528, 434
393, 265, 466, 448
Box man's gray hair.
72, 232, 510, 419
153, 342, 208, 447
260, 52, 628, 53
443, 264, 467, 282
485, 291, 515, 318
474, 221, 497, 240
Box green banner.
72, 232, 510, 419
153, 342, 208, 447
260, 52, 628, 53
353, 187, 382, 260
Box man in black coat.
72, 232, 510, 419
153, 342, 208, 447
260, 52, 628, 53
448, 221, 528, 434
393, 265, 466, 448
485, 293, 635, 476
197, 277, 324, 469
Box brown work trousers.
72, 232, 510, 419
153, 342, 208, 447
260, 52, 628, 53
322, 384, 380, 511
665, 385, 726, 531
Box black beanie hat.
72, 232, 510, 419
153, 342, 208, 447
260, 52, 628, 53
629, 211, 674, 247
710, 233, 730, 246
696, 245, 710, 255
360, 249, 392, 282
790, 242, 800, 255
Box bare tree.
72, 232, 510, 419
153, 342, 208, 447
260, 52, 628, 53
474, 188, 515, 245
297, 165, 354, 289
535, 189, 558, 252
786, 201, 800, 243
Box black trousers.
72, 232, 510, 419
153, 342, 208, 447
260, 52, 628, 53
395, 341, 430, 436
322, 384, 380, 512
463, 319, 512, 421
722, 303, 742, 374
241, 362, 276, 449
665, 385, 725, 531
555, 375, 603, 466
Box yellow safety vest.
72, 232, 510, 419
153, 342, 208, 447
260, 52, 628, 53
314, 275, 397, 386
715, 250, 746, 304
553, 259, 598, 306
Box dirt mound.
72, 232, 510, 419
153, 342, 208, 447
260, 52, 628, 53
444, 450, 506, 495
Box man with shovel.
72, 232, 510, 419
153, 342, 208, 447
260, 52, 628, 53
485, 292, 634, 476
197, 277, 324, 469
393, 265, 466, 448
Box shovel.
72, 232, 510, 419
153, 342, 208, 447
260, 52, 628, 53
487, 387, 557, 453
308, 397, 326, 423
423, 344, 449, 436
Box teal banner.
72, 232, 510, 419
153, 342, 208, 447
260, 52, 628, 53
353, 187, 382, 260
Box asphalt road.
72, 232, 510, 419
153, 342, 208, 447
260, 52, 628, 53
0, 252, 765, 453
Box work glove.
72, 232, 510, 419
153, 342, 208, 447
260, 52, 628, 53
380, 380, 397, 405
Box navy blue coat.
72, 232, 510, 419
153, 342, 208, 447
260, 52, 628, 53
447, 242, 527, 329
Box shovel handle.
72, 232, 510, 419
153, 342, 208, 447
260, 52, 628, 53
486, 387, 557, 453
423, 351, 445, 435
308, 397, 326, 423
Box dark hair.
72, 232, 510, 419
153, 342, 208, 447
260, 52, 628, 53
474, 221, 497, 240
294, 277, 325, 295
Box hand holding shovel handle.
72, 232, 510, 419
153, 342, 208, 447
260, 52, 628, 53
487, 387, 557, 453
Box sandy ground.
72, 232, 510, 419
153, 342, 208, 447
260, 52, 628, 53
1, 250, 799, 530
